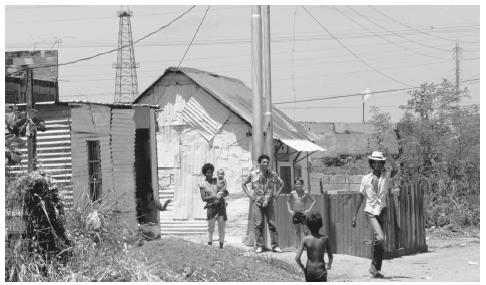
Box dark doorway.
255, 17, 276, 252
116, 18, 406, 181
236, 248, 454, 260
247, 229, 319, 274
135, 129, 156, 224
279, 165, 292, 194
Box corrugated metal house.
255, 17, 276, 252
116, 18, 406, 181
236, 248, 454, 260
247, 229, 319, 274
68, 102, 159, 229
133, 67, 324, 226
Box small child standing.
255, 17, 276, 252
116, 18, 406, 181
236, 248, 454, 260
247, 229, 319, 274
287, 178, 316, 246
204, 169, 229, 209
295, 212, 333, 282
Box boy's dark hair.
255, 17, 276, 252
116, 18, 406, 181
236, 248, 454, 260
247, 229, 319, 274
258, 154, 271, 163
306, 212, 323, 234
201, 163, 215, 175
294, 177, 304, 185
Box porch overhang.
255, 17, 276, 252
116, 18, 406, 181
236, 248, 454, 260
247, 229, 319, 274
280, 139, 326, 152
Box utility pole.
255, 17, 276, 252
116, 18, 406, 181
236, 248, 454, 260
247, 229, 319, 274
262, 5, 274, 169
454, 41, 462, 94
25, 66, 35, 173
251, 5, 264, 166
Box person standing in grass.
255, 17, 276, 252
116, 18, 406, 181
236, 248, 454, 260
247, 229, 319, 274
242, 154, 284, 253
295, 212, 333, 282
352, 151, 398, 278
199, 163, 228, 249
287, 178, 316, 247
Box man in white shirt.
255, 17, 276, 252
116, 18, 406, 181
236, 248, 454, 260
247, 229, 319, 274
352, 151, 398, 278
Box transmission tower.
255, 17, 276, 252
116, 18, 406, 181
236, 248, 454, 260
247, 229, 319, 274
113, 6, 139, 103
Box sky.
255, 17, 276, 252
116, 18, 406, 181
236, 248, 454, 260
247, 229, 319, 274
4, 4, 480, 123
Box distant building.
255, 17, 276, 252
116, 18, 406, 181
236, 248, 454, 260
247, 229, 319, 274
5, 50, 59, 104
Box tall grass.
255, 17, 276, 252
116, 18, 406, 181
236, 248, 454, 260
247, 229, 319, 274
5, 172, 163, 282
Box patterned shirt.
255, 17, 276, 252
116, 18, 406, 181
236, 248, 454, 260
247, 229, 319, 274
243, 168, 283, 206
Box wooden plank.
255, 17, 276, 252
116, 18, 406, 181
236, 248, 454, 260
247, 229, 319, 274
406, 183, 412, 249
413, 181, 418, 249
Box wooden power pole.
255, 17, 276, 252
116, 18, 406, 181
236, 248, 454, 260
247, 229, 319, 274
262, 5, 274, 169
251, 5, 264, 165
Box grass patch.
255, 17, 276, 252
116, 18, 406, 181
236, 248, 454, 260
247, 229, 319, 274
132, 237, 303, 282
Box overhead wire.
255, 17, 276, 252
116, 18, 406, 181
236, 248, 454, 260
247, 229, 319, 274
367, 6, 479, 44
346, 6, 452, 53
331, 6, 449, 60
6, 5, 197, 76
301, 6, 415, 87
177, 6, 210, 68
273, 78, 479, 104
6, 23, 479, 48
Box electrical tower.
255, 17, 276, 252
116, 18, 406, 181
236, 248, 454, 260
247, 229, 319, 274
113, 6, 139, 103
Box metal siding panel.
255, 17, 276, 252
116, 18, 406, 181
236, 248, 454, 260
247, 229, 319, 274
181, 93, 231, 142
110, 108, 136, 227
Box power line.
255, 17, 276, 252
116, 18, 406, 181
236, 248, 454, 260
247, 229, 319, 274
6, 6, 245, 24
61, 79, 480, 100
60, 58, 451, 83
332, 6, 449, 60
6, 24, 479, 48
367, 6, 479, 44
178, 6, 210, 68
6, 6, 196, 76
273, 78, 479, 104
301, 6, 414, 88
53, 39, 476, 71
347, 6, 452, 53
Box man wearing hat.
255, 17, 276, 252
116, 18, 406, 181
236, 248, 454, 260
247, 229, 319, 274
352, 151, 398, 278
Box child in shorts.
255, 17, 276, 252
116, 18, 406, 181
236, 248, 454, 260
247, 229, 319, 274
295, 212, 333, 282
287, 178, 316, 247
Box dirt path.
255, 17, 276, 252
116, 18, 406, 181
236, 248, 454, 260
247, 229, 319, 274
182, 196, 480, 282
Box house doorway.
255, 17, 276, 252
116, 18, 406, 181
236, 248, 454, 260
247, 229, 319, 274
279, 162, 293, 194
135, 128, 156, 224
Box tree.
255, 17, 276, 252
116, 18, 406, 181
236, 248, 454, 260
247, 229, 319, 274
5, 107, 46, 165
397, 79, 479, 226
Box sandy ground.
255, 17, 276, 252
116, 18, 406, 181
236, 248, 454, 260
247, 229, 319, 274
182, 196, 480, 282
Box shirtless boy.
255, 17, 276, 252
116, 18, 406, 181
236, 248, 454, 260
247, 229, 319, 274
295, 212, 333, 282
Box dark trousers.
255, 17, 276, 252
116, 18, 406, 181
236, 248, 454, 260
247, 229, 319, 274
253, 202, 279, 248
366, 208, 386, 271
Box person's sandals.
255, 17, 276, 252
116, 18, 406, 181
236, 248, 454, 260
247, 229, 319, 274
369, 265, 379, 277
272, 246, 283, 253
375, 272, 385, 278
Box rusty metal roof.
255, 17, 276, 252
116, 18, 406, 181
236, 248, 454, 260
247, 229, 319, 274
135, 66, 316, 142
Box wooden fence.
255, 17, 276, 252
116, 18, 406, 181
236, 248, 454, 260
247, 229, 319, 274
274, 181, 428, 259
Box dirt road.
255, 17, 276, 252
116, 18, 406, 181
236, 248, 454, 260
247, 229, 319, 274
183, 196, 480, 282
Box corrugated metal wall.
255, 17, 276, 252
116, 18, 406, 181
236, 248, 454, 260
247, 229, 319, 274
274, 185, 427, 258
150, 74, 253, 221
71, 105, 113, 209
111, 108, 137, 227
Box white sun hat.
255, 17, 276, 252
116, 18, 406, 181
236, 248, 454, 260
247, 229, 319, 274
368, 151, 386, 161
